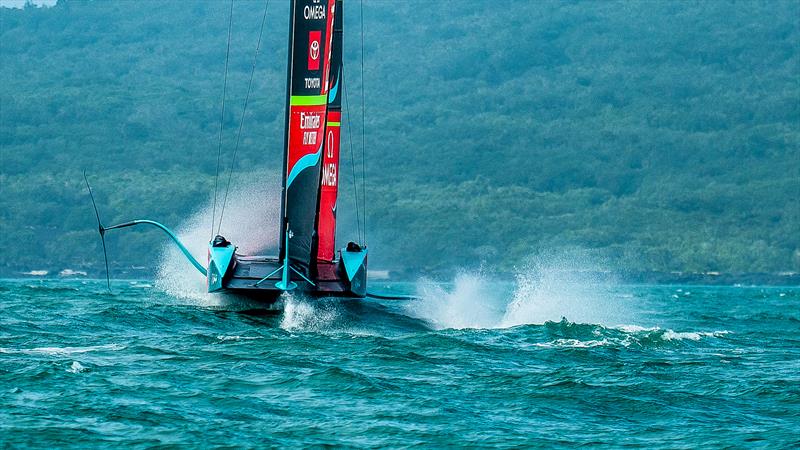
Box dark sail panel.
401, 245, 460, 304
281, 0, 334, 270
317, 0, 343, 262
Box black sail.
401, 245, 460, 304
280, 0, 334, 271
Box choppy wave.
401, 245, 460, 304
0, 343, 125, 356
21, 284, 81, 293
497, 319, 732, 351
1, 279, 798, 448
531, 338, 611, 348
66, 361, 89, 373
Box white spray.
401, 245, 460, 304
280, 293, 341, 332
149, 177, 632, 332
405, 252, 626, 330
154, 173, 281, 306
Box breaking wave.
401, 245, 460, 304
398, 253, 732, 346
0, 344, 125, 356
524, 321, 731, 349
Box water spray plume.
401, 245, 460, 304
405, 252, 626, 330
155, 174, 281, 306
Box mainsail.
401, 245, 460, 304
316, 0, 343, 262
281, 0, 335, 271
87, 0, 371, 301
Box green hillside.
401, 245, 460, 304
1, 0, 798, 277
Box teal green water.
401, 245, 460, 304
1, 278, 798, 448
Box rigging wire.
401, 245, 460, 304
216, 0, 271, 235
341, 64, 362, 243
210, 0, 235, 239
359, 0, 367, 246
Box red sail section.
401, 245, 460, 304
316, 0, 343, 262
286, 104, 326, 176
318, 111, 341, 261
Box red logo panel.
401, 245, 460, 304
308, 31, 321, 71
317, 111, 341, 262
287, 104, 326, 176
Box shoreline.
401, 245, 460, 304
2, 270, 798, 287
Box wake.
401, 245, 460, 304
272, 252, 628, 333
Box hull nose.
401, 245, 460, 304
207, 239, 236, 293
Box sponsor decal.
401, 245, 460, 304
308, 31, 321, 71
303, 1, 326, 20
305, 77, 321, 89
300, 111, 321, 145
287, 104, 327, 180
321, 130, 337, 187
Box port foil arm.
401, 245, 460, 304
104, 220, 207, 277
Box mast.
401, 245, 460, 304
316, 0, 343, 262
279, 0, 335, 272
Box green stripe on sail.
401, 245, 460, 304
290, 95, 328, 106
327, 122, 341, 127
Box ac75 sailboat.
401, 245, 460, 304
86, 0, 368, 302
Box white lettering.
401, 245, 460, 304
304, 77, 320, 89
303, 4, 326, 20
300, 112, 321, 129
322, 162, 337, 187
326, 130, 335, 157
303, 131, 317, 145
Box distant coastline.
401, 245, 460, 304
3, 267, 798, 287
398, 269, 800, 287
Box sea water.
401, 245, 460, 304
1, 276, 798, 448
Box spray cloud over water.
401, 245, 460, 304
155, 173, 280, 305
150, 180, 632, 334
405, 251, 627, 330
410, 272, 508, 330
501, 253, 622, 327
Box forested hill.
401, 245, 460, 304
1, 0, 798, 278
